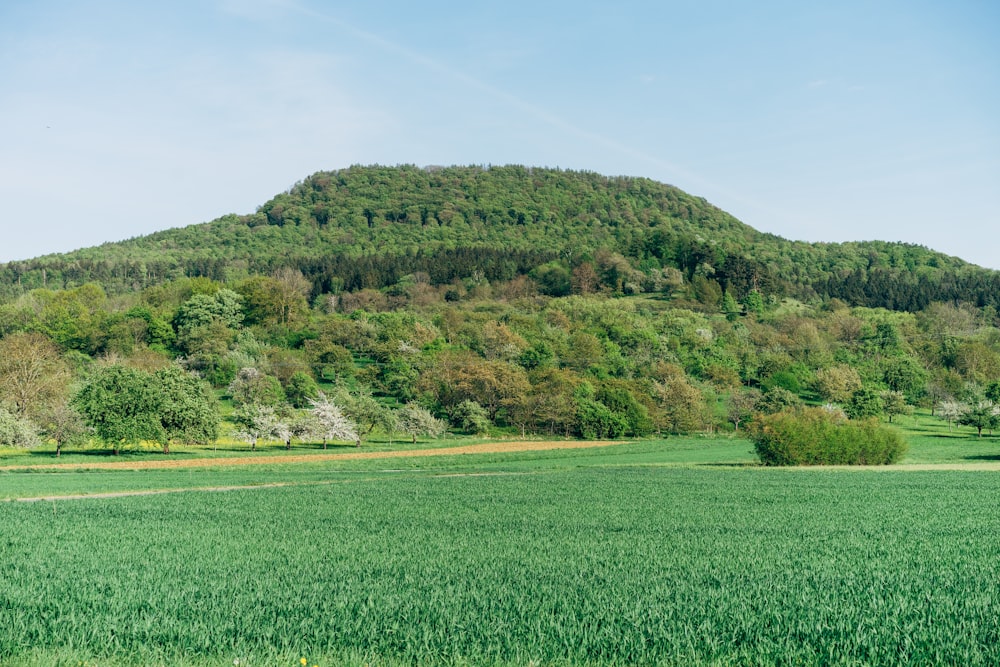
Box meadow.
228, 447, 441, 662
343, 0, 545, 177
1, 416, 999, 666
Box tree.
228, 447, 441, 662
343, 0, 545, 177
880, 390, 911, 424
757, 386, 801, 415
231, 403, 279, 451
596, 382, 653, 437
154, 365, 220, 453
228, 367, 285, 408
0, 406, 40, 448
308, 393, 358, 449
813, 365, 862, 404
284, 371, 320, 409
336, 388, 396, 446
937, 399, 965, 430
35, 401, 89, 457
396, 403, 447, 443
721, 292, 740, 322
653, 374, 709, 434
845, 387, 884, 421
453, 400, 491, 435
73, 365, 164, 455
958, 401, 1000, 438
272, 412, 315, 450
726, 388, 761, 432
0, 332, 71, 419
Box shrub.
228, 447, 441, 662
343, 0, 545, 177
0, 407, 40, 448
749, 407, 906, 466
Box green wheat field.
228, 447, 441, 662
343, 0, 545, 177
1, 415, 999, 666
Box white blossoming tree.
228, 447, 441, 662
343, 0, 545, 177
308, 393, 358, 449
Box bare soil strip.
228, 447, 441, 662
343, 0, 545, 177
0, 440, 624, 473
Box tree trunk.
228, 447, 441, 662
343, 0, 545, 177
55, 443, 61, 458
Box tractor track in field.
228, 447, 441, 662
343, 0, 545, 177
0, 439, 624, 473
6, 471, 539, 503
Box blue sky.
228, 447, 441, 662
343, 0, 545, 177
1, 0, 997, 268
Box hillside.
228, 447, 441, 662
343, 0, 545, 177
1, 164, 996, 310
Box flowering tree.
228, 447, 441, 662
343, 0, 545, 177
396, 403, 447, 443
231, 403, 279, 451
308, 393, 358, 449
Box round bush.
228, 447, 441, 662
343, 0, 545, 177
749, 407, 907, 466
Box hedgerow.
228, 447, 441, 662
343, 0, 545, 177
749, 406, 906, 465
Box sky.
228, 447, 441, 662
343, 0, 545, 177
1, 0, 998, 268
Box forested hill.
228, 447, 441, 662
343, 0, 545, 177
1, 164, 996, 310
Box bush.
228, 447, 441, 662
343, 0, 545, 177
0, 407, 41, 448
749, 407, 906, 466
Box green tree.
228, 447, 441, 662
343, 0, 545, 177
958, 401, 1000, 438
813, 365, 862, 404
880, 390, 911, 424
845, 387, 885, 421
453, 400, 491, 435
228, 367, 286, 408
154, 365, 220, 453
721, 292, 740, 322
596, 383, 653, 437
284, 371, 320, 408
73, 365, 164, 455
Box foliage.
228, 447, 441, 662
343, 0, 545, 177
307, 393, 359, 447
284, 370, 320, 408
3, 165, 995, 313
957, 401, 1000, 437
845, 387, 886, 420
452, 400, 491, 435
0, 405, 40, 448
72, 365, 165, 454
227, 367, 285, 408
0, 331, 71, 418
749, 407, 907, 465
230, 403, 279, 451
153, 365, 220, 452
396, 403, 447, 443
34, 401, 89, 456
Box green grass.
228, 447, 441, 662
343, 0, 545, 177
3, 419, 1000, 665
2, 466, 1000, 666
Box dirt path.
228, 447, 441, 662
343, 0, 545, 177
0, 439, 624, 473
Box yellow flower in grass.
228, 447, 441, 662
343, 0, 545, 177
300, 659, 308, 666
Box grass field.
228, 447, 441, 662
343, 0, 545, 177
1, 414, 999, 666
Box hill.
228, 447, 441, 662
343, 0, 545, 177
1, 164, 996, 310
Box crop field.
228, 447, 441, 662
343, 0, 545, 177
2, 431, 1000, 666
